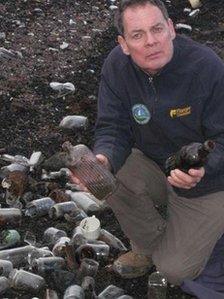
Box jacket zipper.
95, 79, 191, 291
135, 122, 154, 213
148, 76, 158, 114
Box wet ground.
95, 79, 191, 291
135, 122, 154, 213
0, 0, 224, 298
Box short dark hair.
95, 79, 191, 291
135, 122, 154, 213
114, 0, 169, 35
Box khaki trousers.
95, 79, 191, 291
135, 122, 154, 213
107, 149, 224, 285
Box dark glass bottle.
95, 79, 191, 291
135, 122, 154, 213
164, 140, 215, 176
62, 142, 118, 200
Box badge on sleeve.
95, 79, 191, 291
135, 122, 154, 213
132, 104, 151, 124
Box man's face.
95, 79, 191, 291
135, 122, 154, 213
118, 4, 176, 74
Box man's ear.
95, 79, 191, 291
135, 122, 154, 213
167, 18, 176, 40
118, 35, 130, 55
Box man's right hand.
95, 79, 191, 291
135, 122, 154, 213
69, 154, 111, 191
95, 154, 111, 171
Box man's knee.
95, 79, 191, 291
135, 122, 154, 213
153, 253, 201, 285
115, 150, 168, 201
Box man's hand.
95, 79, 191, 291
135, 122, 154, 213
69, 154, 111, 191
167, 167, 205, 189
95, 154, 111, 170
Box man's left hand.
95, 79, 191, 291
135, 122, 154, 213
167, 167, 205, 189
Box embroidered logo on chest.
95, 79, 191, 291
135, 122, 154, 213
132, 104, 151, 124
170, 106, 191, 118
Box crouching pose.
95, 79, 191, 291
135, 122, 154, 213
73, 0, 224, 297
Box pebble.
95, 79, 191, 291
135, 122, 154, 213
59, 115, 88, 129
109, 5, 118, 10
189, 8, 200, 17
0, 32, 6, 40
175, 23, 192, 31
82, 35, 92, 41
50, 82, 75, 93
60, 42, 69, 49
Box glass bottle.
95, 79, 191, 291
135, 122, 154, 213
49, 201, 78, 219
81, 276, 97, 299
27, 247, 53, 266
62, 142, 118, 200
0, 245, 35, 267
165, 140, 215, 176
25, 197, 55, 217
63, 285, 85, 299
0, 259, 13, 277
52, 237, 71, 257
43, 227, 67, 246
98, 285, 125, 299
9, 269, 46, 294
32, 256, 66, 276
77, 258, 99, 281
0, 208, 21, 227
71, 226, 87, 247
0, 229, 21, 250
75, 244, 97, 265
0, 276, 10, 296
99, 229, 127, 252
75, 242, 109, 263
147, 271, 167, 299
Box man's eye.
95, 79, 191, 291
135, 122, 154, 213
152, 27, 163, 33
132, 33, 142, 39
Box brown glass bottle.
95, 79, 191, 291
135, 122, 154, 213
165, 140, 215, 176
63, 142, 118, 200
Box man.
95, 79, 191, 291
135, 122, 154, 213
73, 0, 224, 296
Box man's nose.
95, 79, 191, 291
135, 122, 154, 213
144, 32, 157, 46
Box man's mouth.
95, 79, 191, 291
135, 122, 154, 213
146, 51, 162, 59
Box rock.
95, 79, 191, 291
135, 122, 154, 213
59, 115, 88, 130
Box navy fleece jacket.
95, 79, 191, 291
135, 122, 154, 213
94, 35, 224, 198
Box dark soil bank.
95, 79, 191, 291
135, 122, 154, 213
0, 0, 223, 298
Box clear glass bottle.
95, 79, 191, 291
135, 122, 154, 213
98, 285, 125, 299
77, 258, 99, 281
43, 227, 67, 246
0, 245, 35, 267
81, 276, 97, 299
25, 197, 55, 217
49, 202, 78, 219
9, 269, 46, 294
0, 208, 22, 227
99, 229, 127, 252
147, 271, 167, 299
63, 284, 85, 299
64, 205, 87, 225
32, 256, 66, 276
27, 247, 53, 266
0, 259, 13, 277
0, 276, 10, 296
44, 288, 59, 299
71, 226, 87, 247
75, 244, 97, 265
52, 237, 71, 257
75, 242, 109, 263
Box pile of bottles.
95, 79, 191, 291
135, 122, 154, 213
0, 143, 169, 298
0, 144, 132, 297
